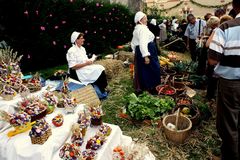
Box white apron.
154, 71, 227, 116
66, 45, 105, 85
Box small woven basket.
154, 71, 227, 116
1, 94, 14, 101
31, 129, 52, 144
91, 117, 103, 126
27, 85, 42, 93
162, 114, 192, 144
30, 109, 47, 122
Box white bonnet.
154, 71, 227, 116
71, 31, 80, 44
150, 19, 157, 25
134, 11, 146, 24
163, 19, 167, 23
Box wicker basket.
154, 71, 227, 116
31, 129, 52, 144
80, 127, 87, 137
91, 117, 103, 126
70, 85, 100, 107
162, 114, 192, 144
27, 85, 42, 93
173, 82, 186, 95
1, 94, 14, 101
30, 109, 47, 122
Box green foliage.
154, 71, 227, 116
125, 92, 175, 120
173, 61, 198, 73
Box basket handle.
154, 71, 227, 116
164, 75, 170, 85
175, 108, 180, 131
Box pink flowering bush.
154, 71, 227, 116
0, 0, 134, 71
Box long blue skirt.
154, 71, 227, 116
134, 42, 161, 93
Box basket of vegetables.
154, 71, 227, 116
176, 95, 192, 106
173, 104, 200, 126
172, 82, 186, 95
156, 85, 176, 97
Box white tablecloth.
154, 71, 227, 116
0, 87, 155, 160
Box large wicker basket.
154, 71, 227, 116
31, 129, 52, 144
70, 85, 100, 107
162, 114, 192, 144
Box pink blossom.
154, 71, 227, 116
93, 31, 96, 34
64, 45, 67, 49
27, 54, 31, 59
49, 14, 53, 17
82, 8, 86, 11
61, 20, 66, 24
93, 16, 96, 19
54, 26, 59, 29
40, 26, 45, 31
109, 12, 112, 15
115, 29, 118, 32
109, 30, 111, 32
102, 36, 106, 39
96, 3, 99, 7
101, 4, 103, 7
87, 43, 90, 46
24, 10, 28, 16
85, 30, 88, 34
53, 41, 56, 45
69, 0, 73, 2
35, 10, 39, 15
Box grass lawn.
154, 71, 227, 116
100, 67, 221, 160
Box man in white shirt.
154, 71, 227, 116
184, 14, 206, 61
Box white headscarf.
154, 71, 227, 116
150, 19, 157, 26
71, 31, 80, 44
163, 19, 167, 23
134, 11, 146, 24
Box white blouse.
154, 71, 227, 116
66, 44, 105, 85
131, 24, 155, 57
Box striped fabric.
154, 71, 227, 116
208, 15, 240, 80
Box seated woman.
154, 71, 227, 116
66, 31, 108, 94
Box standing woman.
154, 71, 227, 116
66, 31, 108, 94
131, 11, 161, 95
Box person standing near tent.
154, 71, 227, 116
131, 11, 161, 95
208, 0, 240, 158
66, 31, 108, 94
159, 19, 168, 43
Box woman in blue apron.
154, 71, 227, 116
131, 11, 161, 95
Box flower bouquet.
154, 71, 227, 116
59, 143, 82, 160
29, 119, 52, 144
88, 105, 104, 126
77, 111, 91, 136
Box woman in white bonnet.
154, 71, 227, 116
131, 11, 161, 95
66, 31, 108, 94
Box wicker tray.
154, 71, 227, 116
70, 85, 100, 107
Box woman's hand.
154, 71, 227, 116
86, 60, 93, 65
144, 56, 150, 64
